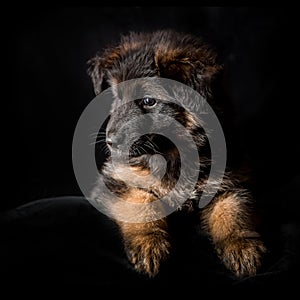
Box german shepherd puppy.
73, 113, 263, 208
87, 30, 266, 278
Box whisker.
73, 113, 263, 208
104, 147, 111, 156
144, 140, 164, 155
89, 132, 107, 137
90, 141, 104, 146
144, 140, 155, 151
89, 137, 107, 146
89, 130, 108, 146
139, 145, 148, 154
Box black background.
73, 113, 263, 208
3, 6, 300, 293
9, 6, 299, 212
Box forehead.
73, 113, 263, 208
107, 46, 158, 83
111, 77, 172, 103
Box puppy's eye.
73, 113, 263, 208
142, 97, 157, 107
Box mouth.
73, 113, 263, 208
106, 134, 177, 158
105, 134, 182, 184
129, 136, 158, 157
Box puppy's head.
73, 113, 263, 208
88, 30, 222, 167
88, 30, 222, 96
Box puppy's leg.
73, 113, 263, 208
118, 218, 170, 277
105, 162, 172, 277
201, 190, 266, 277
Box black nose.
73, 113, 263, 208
106, 138, 113, 147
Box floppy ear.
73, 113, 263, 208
87, 55, 108, 95
154, 47, 222, 94
87, 46, 122, 95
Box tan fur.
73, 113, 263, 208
201, 192, 266, 276
117, 218, 170, 277
122, 189, 156, 204
88, 30, 266, 279
202, 192, 250, 241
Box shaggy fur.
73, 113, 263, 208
88, 30, 266, 278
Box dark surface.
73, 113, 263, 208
3, 6, 300, 294
1, 194, 299, 294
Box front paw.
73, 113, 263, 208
125, 233, 171, 277
217, 232, 266, 278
